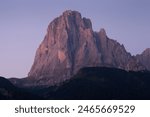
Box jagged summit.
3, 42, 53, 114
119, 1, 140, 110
136, 48, 150, 70
143, 48, 150, 54
28, 10, 145, 85
98, 28, 107, 40
99, 28, 106, 35
62, 10, 81, 17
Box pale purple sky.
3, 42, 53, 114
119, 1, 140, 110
0, 0, 150, 78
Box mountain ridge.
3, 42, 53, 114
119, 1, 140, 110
136, 48, 150, 70
28, 10, 147, 86
1, 10, 150, 100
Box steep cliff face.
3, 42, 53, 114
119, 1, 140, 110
28, 10, 101, 84
136, 48, 150, 70
28, 10, 145, 85
95, 29, 143, 70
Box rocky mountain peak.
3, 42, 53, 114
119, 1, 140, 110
142, 48, 150, 55
99, 28, 107, 40
136, 48, 150, 70
62, 10, 81, 17
99, 28, 106, 36
63, 10, 92, 29
28, 10, 146, 86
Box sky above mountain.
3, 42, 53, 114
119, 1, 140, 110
0, 0, 150, 78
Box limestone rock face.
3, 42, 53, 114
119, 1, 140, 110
136, 48, 150, 70
28, 10, 145, 85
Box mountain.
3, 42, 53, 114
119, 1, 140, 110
136, 48, 150, 70
2, 10, 150, 100
28, 10, 145, 86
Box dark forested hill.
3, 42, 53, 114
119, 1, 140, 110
0, 76, 41, 100
1, 67, 150, 100
43, 67, 150, 100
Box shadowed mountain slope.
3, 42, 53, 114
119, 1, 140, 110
33, 67, 150, 100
